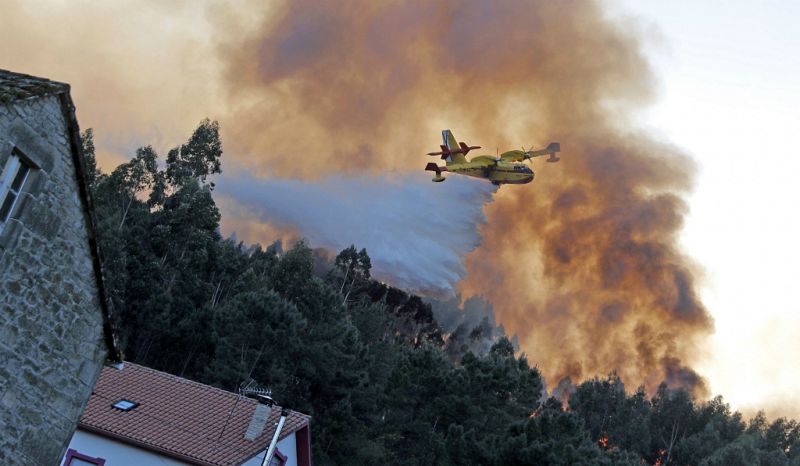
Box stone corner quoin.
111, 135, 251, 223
0, 73, 110, 466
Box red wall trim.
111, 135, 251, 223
63, 448, 106, 466
295, 426, 312, 466
274, 448, 288, 465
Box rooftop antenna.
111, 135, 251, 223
240, 386, 289, 466
240, 386, 274, 406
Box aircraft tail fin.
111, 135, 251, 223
525, 142, 561, 162
442, 130, 467, 165
544, 142, 561, 163
426, 130, 480, 164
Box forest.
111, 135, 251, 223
83, 121, 800, 465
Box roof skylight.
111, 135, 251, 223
112, 399, 139, 411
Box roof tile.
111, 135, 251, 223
79, 363, 310, 466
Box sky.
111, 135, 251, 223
613, 0, 800, 416
2, 0, 798, 418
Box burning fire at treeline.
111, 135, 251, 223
215, 0, 713, 397
5, 0, 714, 397
216, 0, 712, 398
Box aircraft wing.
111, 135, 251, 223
470, 156, 498, 166
499, 150, 526, 163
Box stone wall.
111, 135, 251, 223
0, 94, 107, 465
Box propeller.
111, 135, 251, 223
522, 146, 535, 163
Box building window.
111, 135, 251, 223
265, 449, 287, 466
269, 451, 287, 466
62, 449, 106, 466
0, 148, 32, 232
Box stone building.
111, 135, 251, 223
0, 69, 120, 465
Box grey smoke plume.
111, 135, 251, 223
430, 294, 500, 334
428, 294, 519, 361
217, 172, 496, 296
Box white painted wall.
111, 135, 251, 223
66, 429, 299, 466
65, 430, 191, 466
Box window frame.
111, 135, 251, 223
1, 121, 61, 250
62, 448, 106, 466
0, 148, 32, 231
270, 449, 288, 466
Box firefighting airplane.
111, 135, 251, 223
425, 129, 560, 185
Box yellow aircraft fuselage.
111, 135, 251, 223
425, 130, 560, 185
446, 156, 534, 185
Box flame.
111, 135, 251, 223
654, 448, 668, 466
560, 387, 571, 412
2, 0, 714, 397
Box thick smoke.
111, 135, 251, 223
0, 1, 226, 169
427, 295, 518, 361
217, 0, 713, 396
2, 0, 714, 396
217, 172, 495, 295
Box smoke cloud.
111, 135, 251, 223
216, 0, 712, 395
217, 172, 495, 295
2, 0, 714, 396
428, 295, 517, 361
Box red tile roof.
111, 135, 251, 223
79, 363, 310, 466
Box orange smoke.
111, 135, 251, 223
219, 0, 711, 395
2, 0, 712, 395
